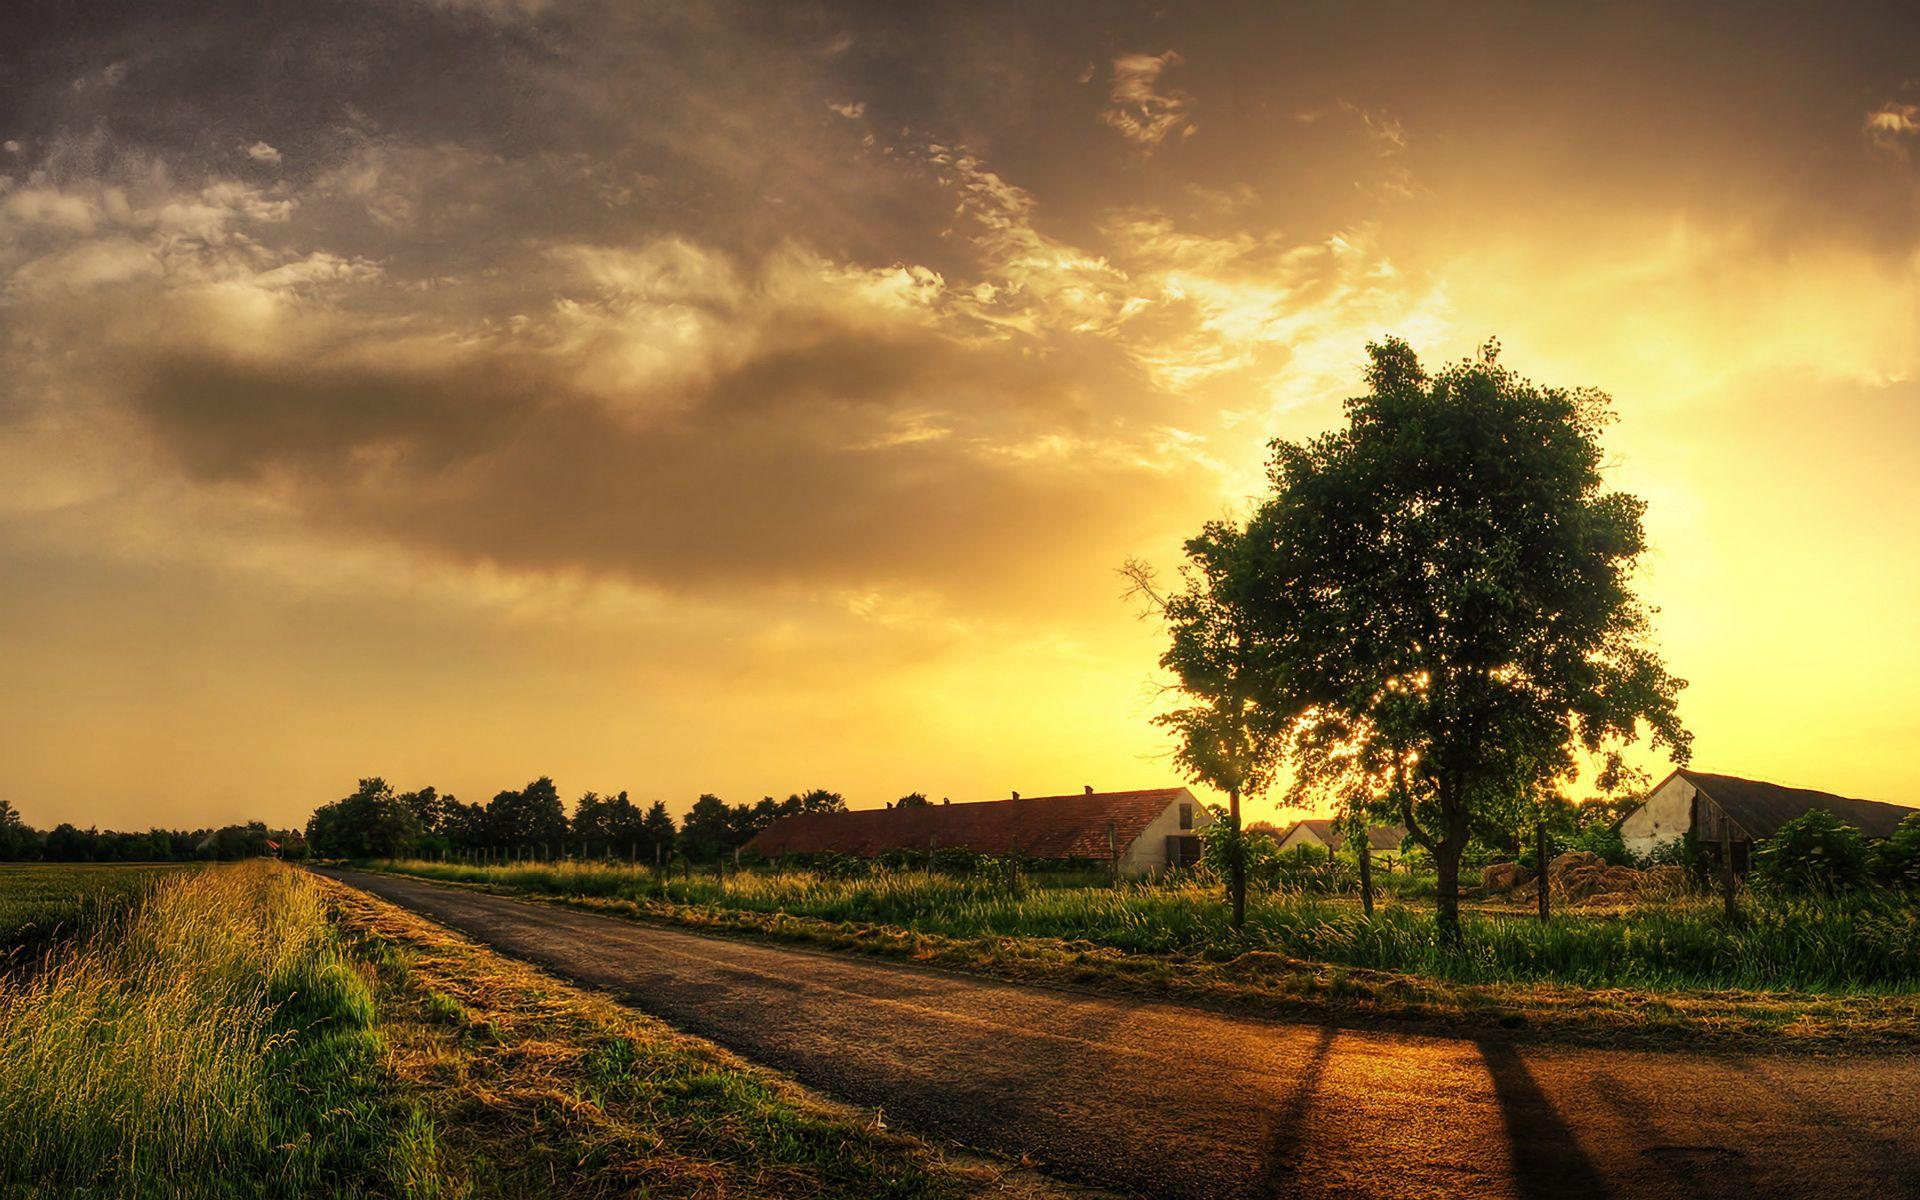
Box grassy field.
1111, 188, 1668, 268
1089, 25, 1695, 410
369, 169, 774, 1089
354, 859, 1920, 1044
369, 859, 1920, 994
0, 860, 1065, 1198
0, 863, 193, 958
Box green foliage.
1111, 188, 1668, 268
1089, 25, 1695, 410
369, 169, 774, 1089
378, 859, 1920, 994
1245, 338, 1692, 930
1875, 814, 1920, 894
1752, 810, 1871, 895
486, 777, 569, 853
307, 778, 423, 860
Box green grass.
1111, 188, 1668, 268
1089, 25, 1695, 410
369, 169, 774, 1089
372, 859, 1920, 995
0, 860, 440, 1198
0, 863, 194, 958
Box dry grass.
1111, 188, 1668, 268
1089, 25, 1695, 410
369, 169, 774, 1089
318, 875, 1086, 1200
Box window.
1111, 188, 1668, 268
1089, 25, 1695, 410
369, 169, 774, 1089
1178, 803, 1193, 831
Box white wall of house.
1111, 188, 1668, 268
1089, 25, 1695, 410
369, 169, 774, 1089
1275, 823, 1331, 853
1620, 773, 1696, 859
1119, 797, 1213, 875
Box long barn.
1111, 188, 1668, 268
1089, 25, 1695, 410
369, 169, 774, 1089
1619, 769, 1917, 871
744, 787, 1211, 876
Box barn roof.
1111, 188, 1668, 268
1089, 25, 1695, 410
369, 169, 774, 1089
1281, 819, 1408, 852
1677, 770, 1917, 840
744, 788, 1196, 860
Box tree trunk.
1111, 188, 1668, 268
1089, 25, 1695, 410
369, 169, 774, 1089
1228, 787, 1246, 931
1435, 845, 1462, 944
1537, 819, 1550, 922
1357, 828, 1374, 918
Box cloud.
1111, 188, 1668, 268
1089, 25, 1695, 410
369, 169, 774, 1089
1100, 52, 1196, 150
1865, 102, 1920, 158
244, 141, 283, 164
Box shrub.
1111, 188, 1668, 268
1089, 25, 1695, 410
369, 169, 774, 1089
929, 846, 981, 876
1873, 814, 1920, 894
1752, 810, 1870, 895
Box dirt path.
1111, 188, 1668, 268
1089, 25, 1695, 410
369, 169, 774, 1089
318, 868, 1920, 1200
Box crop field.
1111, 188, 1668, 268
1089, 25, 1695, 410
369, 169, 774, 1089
370, 859, 1920, 997
0, 862, 193, 955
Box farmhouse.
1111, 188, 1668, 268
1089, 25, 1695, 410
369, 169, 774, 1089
1619, 769, 1918, 870
1275, 820, 1409, 866
744, 787, 1212, 876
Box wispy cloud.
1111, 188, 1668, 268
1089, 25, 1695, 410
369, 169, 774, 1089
1865, 102, 1920, 157
1100, 52, 1196, 150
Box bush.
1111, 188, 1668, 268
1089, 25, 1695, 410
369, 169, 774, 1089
1874, 814, 1920, 894
1752, 810, 1871, 895
929, 846, 981, 876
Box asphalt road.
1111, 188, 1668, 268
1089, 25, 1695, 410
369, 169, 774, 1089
318, 868, 1920, 1200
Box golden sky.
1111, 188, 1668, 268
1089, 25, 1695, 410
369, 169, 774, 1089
3, 3, 1918, 829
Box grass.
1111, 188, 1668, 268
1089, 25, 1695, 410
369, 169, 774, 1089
0, 863, 194, 960
0, 860, 436, 1198
318, 873, 1062, 1199
362, 859, 1920, 1044
0, 860, 1074, 1196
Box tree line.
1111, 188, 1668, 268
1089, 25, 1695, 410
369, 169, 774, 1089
0, 799, 298, 862
303, 777, 856, 863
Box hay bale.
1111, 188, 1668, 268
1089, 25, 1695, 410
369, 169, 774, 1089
1481, 861, 1533, 892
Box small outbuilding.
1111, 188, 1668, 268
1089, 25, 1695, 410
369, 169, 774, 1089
1275, 819, 1408, 867
1618, 769, 1917, 872
744, 787, 1212, 876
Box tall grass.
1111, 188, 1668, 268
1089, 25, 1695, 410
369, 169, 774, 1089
0, 861, 432, 1197
376, 858, 1920, 994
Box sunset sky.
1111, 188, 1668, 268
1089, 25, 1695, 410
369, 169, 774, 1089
4, 2, 1918, 830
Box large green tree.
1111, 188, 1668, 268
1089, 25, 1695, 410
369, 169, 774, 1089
1125, 520, 1289, 929
1247, 338, 1690, 939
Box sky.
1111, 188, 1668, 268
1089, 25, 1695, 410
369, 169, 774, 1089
3, 1, 1919, 831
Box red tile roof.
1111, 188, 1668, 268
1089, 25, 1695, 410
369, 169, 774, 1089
745, 788, 1198, 860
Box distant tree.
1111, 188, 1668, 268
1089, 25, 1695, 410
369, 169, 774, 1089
42, 823, 96, 862
1244, 338, 1691, 940
792, 789, 846, 814
1124, 518, 1289, 930
893, 792, 931, 809
573, 790, 647, 858
679, 793, 736, 862
0, 800, 37, 861
306, 777, 422, 860
442, 798, 491, 853
640, 801, 677, 862
200, 822, 274, 860
485, 777, 569, 855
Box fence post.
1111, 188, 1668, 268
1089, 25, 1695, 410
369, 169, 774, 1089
1721, 816, 1737, 922
1106, 821, 1119, 887
1536, 820, 1550, 922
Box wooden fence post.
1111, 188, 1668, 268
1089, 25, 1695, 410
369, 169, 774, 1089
1721, 817, 1737, 922
1106, 820, 1119, 886
1537, 820, 1550, 922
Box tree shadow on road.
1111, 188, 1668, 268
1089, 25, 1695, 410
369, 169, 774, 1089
1479, 1038, 1611, 1200
1257, 1023, 1338, 1196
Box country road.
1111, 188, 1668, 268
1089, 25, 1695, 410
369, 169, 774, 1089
317, 868, 1920, 1200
